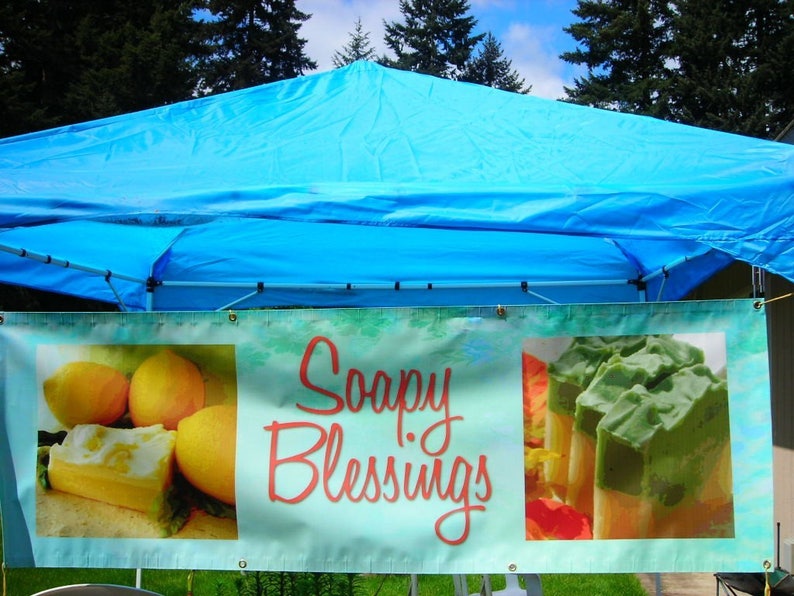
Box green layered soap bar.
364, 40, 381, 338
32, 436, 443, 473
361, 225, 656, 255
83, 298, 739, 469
595, 363, 729, 506
574, 335, 705, 439
547, 335, 647, 416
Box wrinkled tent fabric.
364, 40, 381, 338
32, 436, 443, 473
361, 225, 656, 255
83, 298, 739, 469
0, 61, 792, 310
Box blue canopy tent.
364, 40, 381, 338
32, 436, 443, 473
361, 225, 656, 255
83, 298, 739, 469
0, 61, 792, 311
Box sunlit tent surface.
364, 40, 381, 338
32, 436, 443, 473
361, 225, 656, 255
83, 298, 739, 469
0, 61, 792, 311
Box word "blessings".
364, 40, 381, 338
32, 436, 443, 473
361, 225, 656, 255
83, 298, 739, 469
264, 335, 493, 545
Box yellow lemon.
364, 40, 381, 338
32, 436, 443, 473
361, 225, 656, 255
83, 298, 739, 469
175, 404, 237, 505
43, 361, 129, 427
128, 349, 205, 430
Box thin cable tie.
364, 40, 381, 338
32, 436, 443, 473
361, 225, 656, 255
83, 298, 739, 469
753, 292, 793, 309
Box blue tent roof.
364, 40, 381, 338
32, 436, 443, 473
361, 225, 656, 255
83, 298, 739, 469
0, 61, 792, 310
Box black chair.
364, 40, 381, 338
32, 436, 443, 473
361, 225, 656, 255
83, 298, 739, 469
716, 571, 794, 596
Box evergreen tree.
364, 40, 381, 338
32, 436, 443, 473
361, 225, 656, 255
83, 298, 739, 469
460, 32, 530, 93
66, 1, 208, 121
561, 0, 794, 139
0, 0, 78, 135
0, 0, 205, 137
667, 0, 794, 138
382, 0, 484, 79
333, 18, 377, 67
200, 0, 316, 93
561, 0, 675, 118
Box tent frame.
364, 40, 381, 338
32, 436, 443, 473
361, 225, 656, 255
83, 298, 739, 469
0, 239, 682, 311
0, 243, 142, 311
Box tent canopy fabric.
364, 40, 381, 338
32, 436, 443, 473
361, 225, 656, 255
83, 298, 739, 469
0, 61, 792, 311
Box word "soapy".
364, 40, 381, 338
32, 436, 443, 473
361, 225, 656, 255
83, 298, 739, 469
298, 335, 459, 454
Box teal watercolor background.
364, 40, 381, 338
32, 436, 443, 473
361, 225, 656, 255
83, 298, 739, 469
0, 301, 773, 573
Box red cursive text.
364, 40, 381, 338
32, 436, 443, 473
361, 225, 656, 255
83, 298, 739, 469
264, 419, 492, 545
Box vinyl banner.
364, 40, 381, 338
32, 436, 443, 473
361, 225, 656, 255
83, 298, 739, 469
0, 301, 773, 573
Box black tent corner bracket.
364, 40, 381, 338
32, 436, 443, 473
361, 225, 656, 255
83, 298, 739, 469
145, 276, 162, 292
628, 277, 648, 292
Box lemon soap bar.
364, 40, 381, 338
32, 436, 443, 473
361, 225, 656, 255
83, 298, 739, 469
48, 423, 177, 513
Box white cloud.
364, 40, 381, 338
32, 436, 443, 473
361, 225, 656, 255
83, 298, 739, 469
299, 0, 399, 71
299, 0, 577, 100
501, 22, 570, 99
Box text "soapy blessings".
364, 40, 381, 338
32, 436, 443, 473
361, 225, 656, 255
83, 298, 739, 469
264, 336, 493, 545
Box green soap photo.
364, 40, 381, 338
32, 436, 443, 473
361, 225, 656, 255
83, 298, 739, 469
547, 335, 647, 416
574, 335, 706, 439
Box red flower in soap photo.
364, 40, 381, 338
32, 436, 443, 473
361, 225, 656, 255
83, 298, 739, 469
521, 334, 735, 540
525, 498, 592, 540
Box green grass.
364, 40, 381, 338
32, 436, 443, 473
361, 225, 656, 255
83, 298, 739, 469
1, 566, 646, 596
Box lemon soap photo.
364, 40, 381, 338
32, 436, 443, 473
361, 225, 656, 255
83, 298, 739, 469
35, 344, 239, 540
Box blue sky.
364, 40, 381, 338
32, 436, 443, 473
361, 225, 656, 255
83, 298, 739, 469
300, 0, 583, 99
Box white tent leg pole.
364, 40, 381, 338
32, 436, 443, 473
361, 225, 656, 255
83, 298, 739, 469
481, 574, 492, 596
104, 275, 128, 311
135, 568, 142, 588
407, 573, 419, 596
521, 574, 543, 596
452, 574, 468, 596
